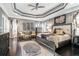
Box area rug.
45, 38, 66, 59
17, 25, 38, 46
23, 43, 41, 56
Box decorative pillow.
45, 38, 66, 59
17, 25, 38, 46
55, 29, 64, 35
56, 30, 62, 34
63, 28, 69, 34
31, 31, 36, 35
19, 32, 24, 36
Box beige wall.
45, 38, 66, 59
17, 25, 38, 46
66, 12, 74, 23
3, 14, 10, 33
0, 8, 10, 33
43, 12, 75, 33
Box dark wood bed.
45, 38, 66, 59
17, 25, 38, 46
36, 23, 72, 50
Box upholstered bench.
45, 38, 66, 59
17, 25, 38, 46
36, 37, 56, 53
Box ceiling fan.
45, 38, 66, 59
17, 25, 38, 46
28, 3, 45, 10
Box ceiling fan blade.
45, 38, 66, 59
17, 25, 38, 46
28, 4, 35, 7
36, 3, 39, 10
38, 6, 45, 8
31, 8, 36, 10
36, 3, 39, 7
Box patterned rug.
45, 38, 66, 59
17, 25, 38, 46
23, 43, 41, 56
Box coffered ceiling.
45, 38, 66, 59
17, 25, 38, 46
0, 3, 79, 21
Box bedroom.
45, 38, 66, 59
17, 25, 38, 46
0, 3, 79, 56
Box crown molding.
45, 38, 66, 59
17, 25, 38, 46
12, 3, 67, 18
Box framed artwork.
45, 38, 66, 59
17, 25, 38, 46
54, 15, 66, 25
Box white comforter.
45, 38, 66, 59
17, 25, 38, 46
47, 34, 71, 48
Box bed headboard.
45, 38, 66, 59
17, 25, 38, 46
52, 23, 72, 35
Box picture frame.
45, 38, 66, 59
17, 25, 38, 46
54, 14, 66, 25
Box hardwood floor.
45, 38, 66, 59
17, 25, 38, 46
18, 38, 79, 56
56, 44, 79, 56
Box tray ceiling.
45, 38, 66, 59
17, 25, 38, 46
0, 3, 79, 21
12, 3, 67, 18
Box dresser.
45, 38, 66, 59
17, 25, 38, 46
0, 33, 9, 56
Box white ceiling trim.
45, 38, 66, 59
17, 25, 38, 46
0, 3, 79, 21
12, 3, 67, 18
6, 5, 79, 21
